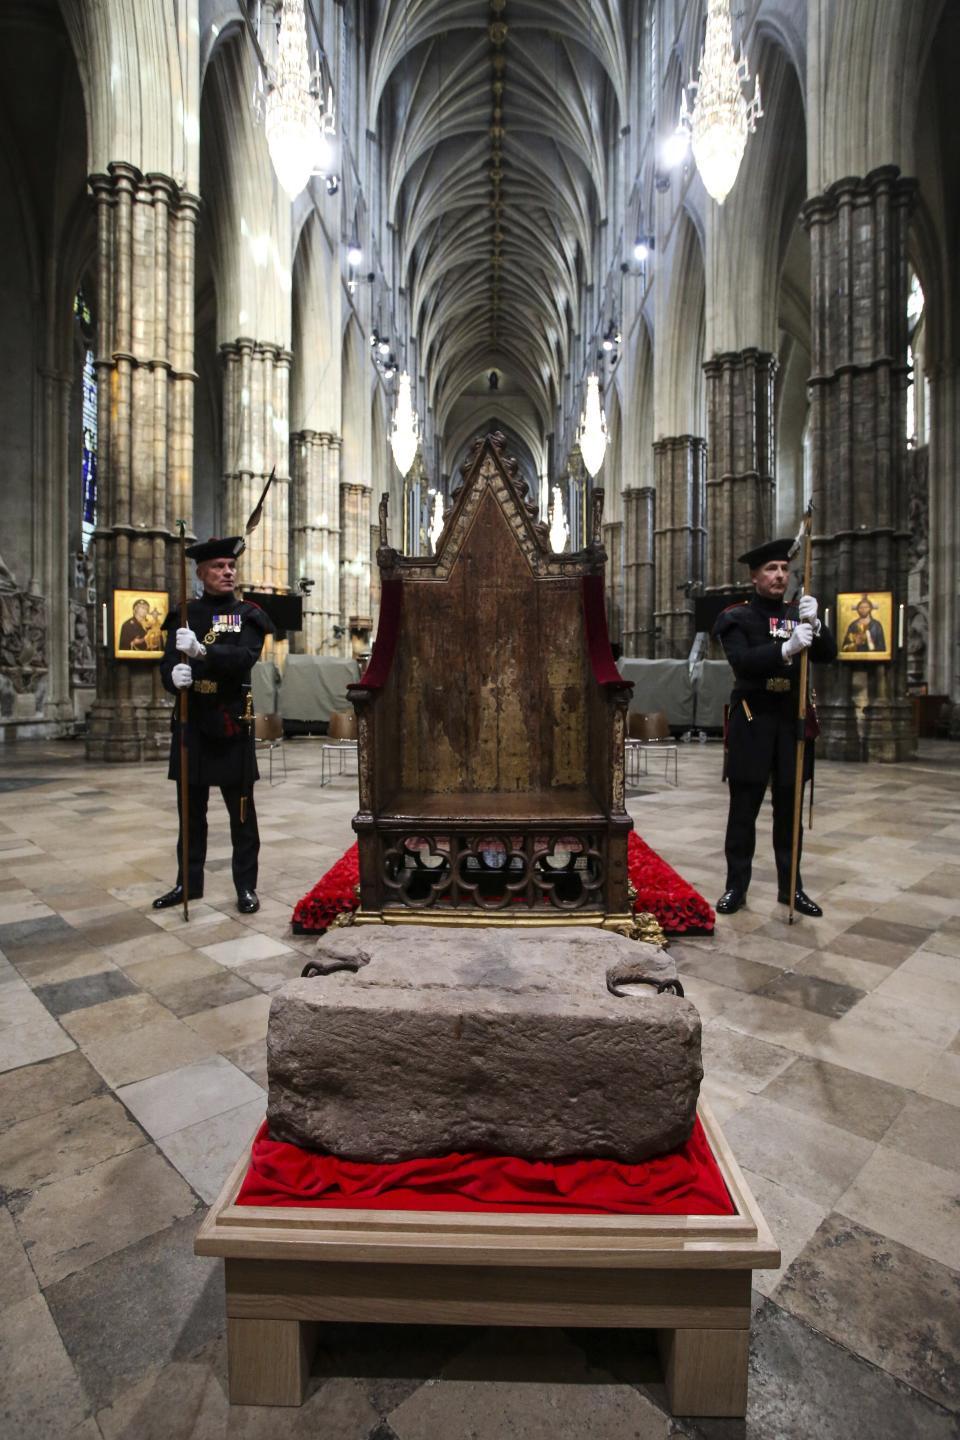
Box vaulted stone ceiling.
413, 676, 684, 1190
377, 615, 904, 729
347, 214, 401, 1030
369, 0, 626, 466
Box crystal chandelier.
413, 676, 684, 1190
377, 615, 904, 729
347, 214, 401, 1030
264, 0, 336, 200
677, 0, 762, 205
549, 485, 569, 553
577, 374, 608, 478
390, 372, 420, 477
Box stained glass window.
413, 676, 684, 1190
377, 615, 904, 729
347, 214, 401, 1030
76, 289, 97, 550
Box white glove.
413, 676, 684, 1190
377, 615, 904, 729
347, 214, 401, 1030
171, 662, 194, 689
176, 626, 205, 658
782, 622, 814, 660
798, 594, 819, 623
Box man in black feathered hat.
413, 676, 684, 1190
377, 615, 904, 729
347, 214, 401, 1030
153, 537, 274, 914
712, 538, 837, 918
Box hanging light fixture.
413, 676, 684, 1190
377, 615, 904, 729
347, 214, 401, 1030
428, 492, 445, 553
262, 0, 337, 201
390, 371, 420, 477
577, 374, 608, 478
677, 0, 762, 205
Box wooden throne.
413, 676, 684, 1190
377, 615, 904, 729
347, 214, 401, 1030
348, 432, 634, 928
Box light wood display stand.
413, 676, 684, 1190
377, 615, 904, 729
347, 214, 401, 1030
196, 1100, 779, 1417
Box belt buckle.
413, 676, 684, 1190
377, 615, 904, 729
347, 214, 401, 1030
766, 677, 790, 693
194, 679, 217, 695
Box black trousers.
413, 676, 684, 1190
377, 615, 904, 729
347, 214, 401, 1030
724, 780, 803, 897
175, 785, 259, 897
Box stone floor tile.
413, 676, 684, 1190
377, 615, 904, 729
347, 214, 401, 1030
157, 1097, 266, 1203
0, 913, 77, 952
715, 989, 836, 1055
389, 1328, 672, 1440
874, 965, 960, 1012
231, 952, 307, 992
760, 1055, 910, 1141
0, 997, 75, 1073
918, 1049, 960, 1106
677, 1299, 958, 1440
902, 947, 960, 985
9, 1145, 198, 1287
81, 1016, 216, 1089
0, 1092, 145, 1198
182, 994, 272, 1051
835, 1145, 960, 1272
738, 1170, 829, 1300
671, 948, 781, 994
776, 1212, 960, 1412
67, 912, 160, 948
817, 929, 920, 967
699, 1021, 798, 1093
803, 1017, 943, 1090
102, 931, 197, 968
221, 1039, 268, 1090
151, 969, 261, 1018
0, 1203, 39, 1308
721, 1096, 876, 1206
122, 950, 221, 994
0, 898, 56, 925
14, 946, 119, 986
117, 1054, 264, 1139
44, 1213, 223, 1412
881, 1092, 960, 1172
0, 1292, 91, 1438
198, 932, 294, 968
0, 1049, 106, 1134
794, 947, 892, 992
847, 916, 937, 948
674, 975, 739, 1022
755, 969, 865, 1019
34, 969, 140, 1018
96, 1335, 379, 1440
60, 991, 172, 1046
699, 1074, 753, 1123
839, 990, 959, 1050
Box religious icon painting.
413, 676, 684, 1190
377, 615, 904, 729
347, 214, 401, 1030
836, 591, 894, 662
113, 589, 168, 660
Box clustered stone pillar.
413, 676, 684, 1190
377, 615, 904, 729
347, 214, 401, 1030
86, 163, 199, 763
221, 338, 292, 594
653, 437, 706, 657
340, 482, 372, 656
927, 361, 960, 735
704, 349, 777, 591
803, 166, 916, 762
289, 429, 342, 653
603, 520, 623, 646
623, 486, 655, 657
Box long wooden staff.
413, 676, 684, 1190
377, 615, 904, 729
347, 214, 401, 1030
787, 504, 814, 925
177, 520, 190, 923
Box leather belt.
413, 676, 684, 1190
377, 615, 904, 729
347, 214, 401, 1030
765, 678, 791, 693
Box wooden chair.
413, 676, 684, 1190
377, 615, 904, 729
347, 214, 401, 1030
254, 712, 286, 785
320, 709, 358, 787
348, 432, 634, 928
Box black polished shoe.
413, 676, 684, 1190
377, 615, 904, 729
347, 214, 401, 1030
778, 889, 823, 918
152, 884, 202, 910
236, 889, 260, 914
716, 888, 746, 915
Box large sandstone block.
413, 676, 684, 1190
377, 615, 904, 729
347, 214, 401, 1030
267, 926, 702, 1164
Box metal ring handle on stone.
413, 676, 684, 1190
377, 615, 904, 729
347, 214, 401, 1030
605, 975, 685, 999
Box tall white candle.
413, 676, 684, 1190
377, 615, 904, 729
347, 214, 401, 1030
897, 603, 905, 649
101, 602, 109, 649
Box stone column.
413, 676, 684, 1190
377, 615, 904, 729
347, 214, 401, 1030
623, 486, 655, 657
653, 437, 706, 658
289, 429, 341, 653
85, 164, 199, 763
221, 338, 292, 594
704, 349, 777, 591
340, 482, 372, 657
927, 362, 960, 733
603, 520, 623, 646
38, 367, 73, 721
802, 166, 916, 762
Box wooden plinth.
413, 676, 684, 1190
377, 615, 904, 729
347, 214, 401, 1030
196, 1101, 779, 1417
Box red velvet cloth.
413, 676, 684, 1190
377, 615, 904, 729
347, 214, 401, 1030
582, 575, 632, 689
236, 1116, 733, 1216
290, 834, 714, 936
350, 577, 403, 692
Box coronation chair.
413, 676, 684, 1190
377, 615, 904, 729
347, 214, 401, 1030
347, 432, 635, 929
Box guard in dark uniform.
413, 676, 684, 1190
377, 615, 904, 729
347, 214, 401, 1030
153, 537, 274, 914
713, 538, 837, 917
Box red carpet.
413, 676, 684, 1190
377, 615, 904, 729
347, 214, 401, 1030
291, 832, 714, 937
236, 1116, 733, 1216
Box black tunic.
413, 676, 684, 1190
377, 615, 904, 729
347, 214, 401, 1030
160, 594, 273, 787
714, 595, 837, 787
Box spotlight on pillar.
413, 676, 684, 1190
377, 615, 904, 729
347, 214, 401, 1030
390, 371, 420, 477
577, 374, 608, 479
347, 236, 363, 268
